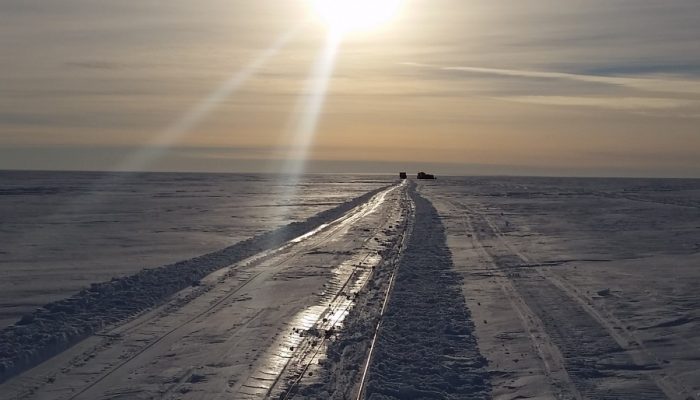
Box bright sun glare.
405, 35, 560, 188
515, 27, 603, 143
311, 0, 403, 34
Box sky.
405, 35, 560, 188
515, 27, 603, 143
1, 0, 699, 177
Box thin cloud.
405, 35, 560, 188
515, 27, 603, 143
403, 62, 700, 95
66, 61, 126, 70
503, 96, 697, 111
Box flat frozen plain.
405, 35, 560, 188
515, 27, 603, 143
423, 177, 700, 400
0, 171, 392, 328
1, 174, 698, 399
0, 180, 409, 399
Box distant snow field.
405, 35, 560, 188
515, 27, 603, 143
0, 173, 698, 399
0, 171, 392, 328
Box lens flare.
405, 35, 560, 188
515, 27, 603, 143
282, 32, 341, 178
113, 26, 299, 172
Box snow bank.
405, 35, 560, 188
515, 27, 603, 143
0, 185, 389, 384
290, 185, 412, 399
365, 189, 490, 399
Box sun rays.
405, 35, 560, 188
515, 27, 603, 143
114, 1, 402, 179
111, 26, 300, 173
310, 0, 403, 35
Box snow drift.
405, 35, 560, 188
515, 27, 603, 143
0, 185, 389, 384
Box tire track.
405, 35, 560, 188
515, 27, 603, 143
448, 199, 581, 400
355, 189, 415, 400
460, 202, 669, 399
477, 204, 694, 400
62, 184, 402, 400
262, 186, 411, 399
364, 189, 490, 399
545, 273, 696, 400
230, 184, 407, 399
0, 185, 392, 386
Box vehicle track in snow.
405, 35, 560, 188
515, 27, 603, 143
270, 185, 416, 400
476, 203, 695, 400
0, 184, 408, 400
240, 184, 413, 399
455, 201, 674, 399
362, 188, 491, 400
0, 185, 393, 387
354, 188, 415, 400
447, 199, 581, 400
79, 185, 405, 400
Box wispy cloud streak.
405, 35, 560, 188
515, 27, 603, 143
503, 96, 697, 112
403, 62, 700, 95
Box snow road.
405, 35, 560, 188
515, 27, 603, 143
363, 187, 490, 399
0, 183, 411, 400
2, 177, 698, 400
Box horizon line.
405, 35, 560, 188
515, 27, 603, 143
1, 167, 698, 180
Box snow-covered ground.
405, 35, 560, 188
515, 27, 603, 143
363, 186, 490, 399
0, 182, 410, 399
1, 175, 698, 400
0, 171, 392, 328
422, 177, 700, 400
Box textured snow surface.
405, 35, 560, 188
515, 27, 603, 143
0, 171, 392, 328
1, 174, 698, 400
365, 188, 490, 400
289, 184, 413, 399
0, 182, 388, 383
423, 177, 700, 400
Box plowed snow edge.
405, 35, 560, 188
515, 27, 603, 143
365, 186, 491, 399
0, 185, 391, 384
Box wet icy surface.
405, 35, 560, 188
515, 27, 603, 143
239, 186, 400, 399
2, 174, 699, 399
0, 171, 392, 327
0, 179, 393, 384
0, 182, 409, 399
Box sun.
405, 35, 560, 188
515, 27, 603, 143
310, 0, 403, 34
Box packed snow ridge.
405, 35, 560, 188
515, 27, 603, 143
0, 185, 389, 384
365, 188, 490, 399
287, 184, 413, 399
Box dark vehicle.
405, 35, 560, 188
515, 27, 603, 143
399, 172, 407, 179
417, 171, 436, 180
